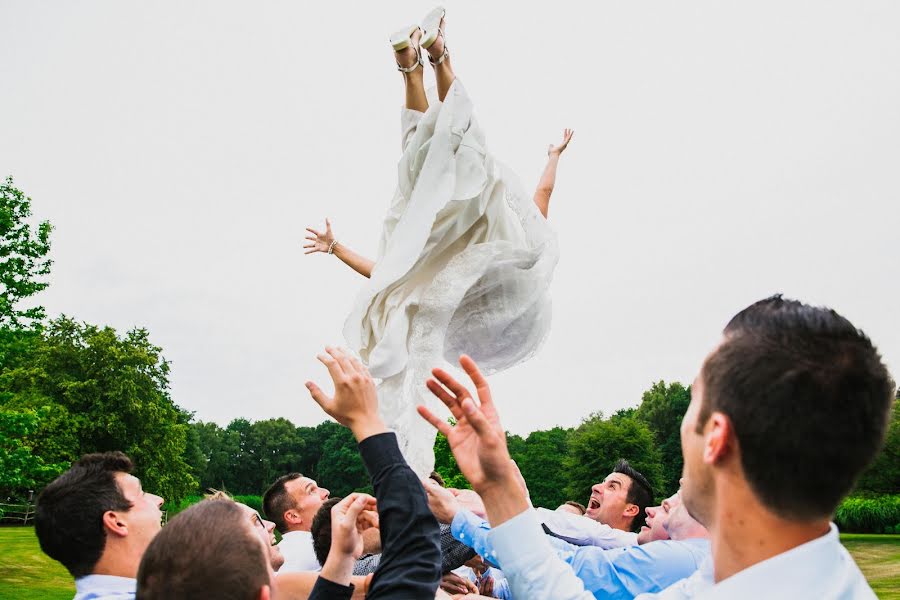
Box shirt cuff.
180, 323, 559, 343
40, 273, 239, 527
357, 431, 405, 479
451, 509, 484, 542
488, 508, 556, 576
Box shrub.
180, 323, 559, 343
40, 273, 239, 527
834, 495, 900, 533
233, 495, 263, 515
161, 494, 264, 522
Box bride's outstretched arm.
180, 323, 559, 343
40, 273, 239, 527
304, 219, 375, 278
532, 129, 574, 219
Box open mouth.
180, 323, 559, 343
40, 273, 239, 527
588, 498, 601, 511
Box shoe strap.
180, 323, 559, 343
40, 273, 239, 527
396, 39, 424, 73
427, 28, 449, 65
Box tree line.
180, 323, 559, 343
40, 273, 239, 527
1, 177, 897, 511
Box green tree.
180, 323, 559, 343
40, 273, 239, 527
249, 418, 306, 492
510, 427, 572, 509
0, 316, 196, 501
0, 407, 66, 496
563, 412, 664, 505
314, 421, 369, 496
0, 177, 52, 328
635, 381, 691, 497
855, 396, 900, 495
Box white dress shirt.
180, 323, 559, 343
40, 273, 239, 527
637, 523, 875, 600
536, 507, 638, 548
73, 574, 136, 600
489, 510, 875, 600
276, 530, 321, 573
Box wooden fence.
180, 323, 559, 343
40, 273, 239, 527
0, 502, 35, 525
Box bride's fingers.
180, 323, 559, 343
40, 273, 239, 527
306, 227, 322, 236
304, 249, 318, 254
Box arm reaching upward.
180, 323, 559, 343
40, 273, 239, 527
532, 129, 574, 219
304, 218, 376, 278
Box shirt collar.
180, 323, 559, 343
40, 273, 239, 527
707, 523, 841, 596
75, 574, 137, 594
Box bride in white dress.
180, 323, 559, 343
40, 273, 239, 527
304, 7, 573, 475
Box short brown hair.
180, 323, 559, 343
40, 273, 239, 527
137, 499, 269, 599
263, 473, 302, 534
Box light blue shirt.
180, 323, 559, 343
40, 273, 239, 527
73, 574, 136, 600
451, 509, 709, 599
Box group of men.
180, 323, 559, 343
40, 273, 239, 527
32, 295, 895, 599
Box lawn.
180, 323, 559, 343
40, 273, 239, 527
0, 527, 72, 600
1, 527, 898, 599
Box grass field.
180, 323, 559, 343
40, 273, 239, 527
0, 527, 72, 600
1, 527, 898, 599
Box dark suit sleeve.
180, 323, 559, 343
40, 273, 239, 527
308, 576, 354, 600
360, 432, 441, 599
440, 523, 477, 573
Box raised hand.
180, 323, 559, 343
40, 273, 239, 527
306, 347, 386, 442
332, 493, 377, 559
416, 356, 513, 496
451, 488, 487, 518
422, 478, 461, 524
547, 128, 574, 157
304, 218, 335, 254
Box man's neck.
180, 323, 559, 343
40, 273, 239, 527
91, 543, 141, 580
708, 483, 830, 582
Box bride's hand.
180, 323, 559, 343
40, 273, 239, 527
304, 218, 335, 254
547, 128, 574, 157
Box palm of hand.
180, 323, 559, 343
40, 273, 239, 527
443, 400, 509, 491
304, 219, 335, 254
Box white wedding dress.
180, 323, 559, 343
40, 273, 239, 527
344, 80, 559, 475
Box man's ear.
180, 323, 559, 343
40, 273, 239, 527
704, 411, 733, 465
102, 510, 129, 538
258, 584, 270, 600
284, 509, 302, 528
623, 503, 639, 518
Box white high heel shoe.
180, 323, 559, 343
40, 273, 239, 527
420, 6, 448, 65
390, 25, 424, 73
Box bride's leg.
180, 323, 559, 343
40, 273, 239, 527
424, 26, 455, 102
402, 67, 428, 113
395, 34, 428, 113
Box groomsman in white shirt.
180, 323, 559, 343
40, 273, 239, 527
262, 473, 330, 573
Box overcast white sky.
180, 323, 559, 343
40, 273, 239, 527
2, 1, 898, 435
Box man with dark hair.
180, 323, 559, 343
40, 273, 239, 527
418, 296, 894, 599
35, 451, 164, 600
609, 459, 654, 532
137, 499, 273, 600
535, 460, 653, 549
262, 472, 329, 573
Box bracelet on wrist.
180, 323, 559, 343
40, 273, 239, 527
327, 240, 339, 255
